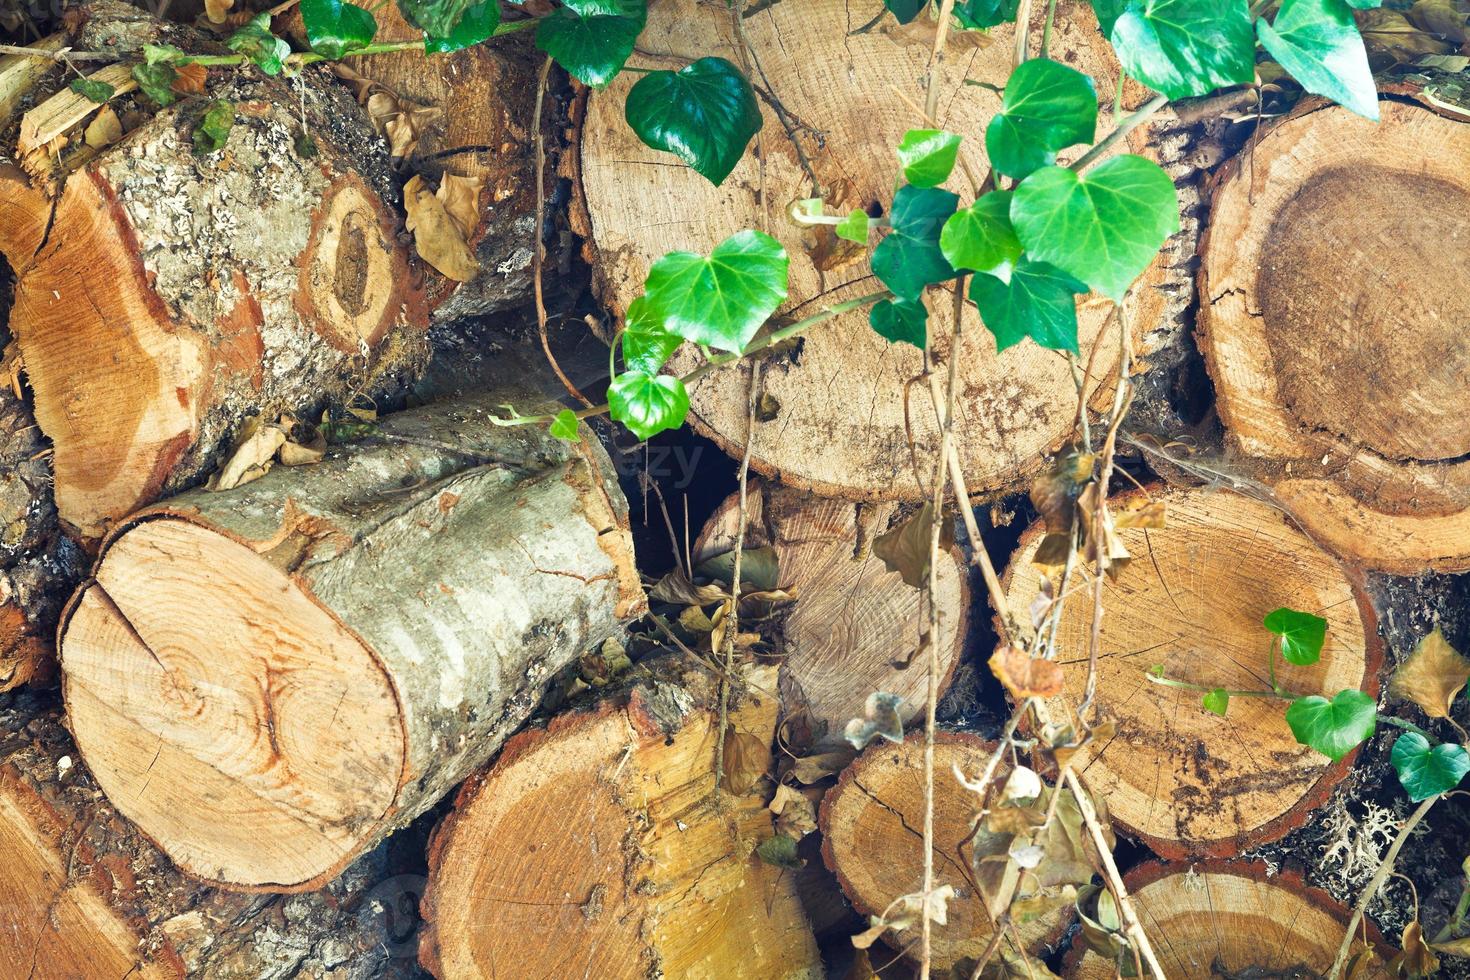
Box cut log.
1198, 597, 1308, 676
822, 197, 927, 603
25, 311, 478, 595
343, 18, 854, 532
693, 480, 969, 746
575, 0, 1172, 501
58, 389, 645, 892
0, 690, 424, 979
0, 58, 432, 541
1199, 98, 1470, 573
1064, 861, 1391, 977
1001, 486, 1382, 859
283, 5, 546, 320
819, 731, 1071, 970
420, 655, 823, 979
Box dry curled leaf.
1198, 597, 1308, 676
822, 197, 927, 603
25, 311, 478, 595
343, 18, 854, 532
83, 106, 122, 150
404, 175, 480, 282
990, 645, 1065, 700
789, 749, 854, 785
437, 173, 484, 240
768, 783, 818, 840
872, 502, 953, 590
1407, 0, 1470, 44
367, 92, 443, 159
171, 63, 208, 96
1391, 626, 1470, 719
720, 729, 771, 796
204, 0, 234, 24
208, 417, 286, 491
1030, 448, 1095, 534
1390, 920, 1440, 977
1359, 8, 1454, 68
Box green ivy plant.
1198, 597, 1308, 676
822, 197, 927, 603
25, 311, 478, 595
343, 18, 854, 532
1149, 615, 1470, 803
101, 0, 1386, 444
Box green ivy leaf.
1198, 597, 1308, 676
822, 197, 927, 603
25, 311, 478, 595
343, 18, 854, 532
871, 185, 959, 301
642, 229, 789, 353
142, 43, 187, 65
1285, 690, 1377, 761
1256, 0, 1379, 121
1100, 0, 1255, 100
625, 57, 762, 186
301, 0, 377, 59
394, 0, 472, 40
131, 63, 178, 106
424, 0, 500, 52
985, 58, 1097, 180
884, 0, 928, 23
1391, 732, 1470, 801
621, 296, 681, 374
1010, 155, 1178, 301
227, 14, 292, 76
69, 77, 116, 103
550, 409, 581, 442
896, 129, 962, 188
869, 297, 928, 349
941, 191, 1022, 276
608, 370, 689, 441
970, 258, 1086, 352
1265, 607, 1328, 666
836, 208, 870, 244
1202, 688, 1230, 716
193, 101, 235, 155
1344, 0, 1381, 6
536, 0, 646, 89
955, 0, 1020, 28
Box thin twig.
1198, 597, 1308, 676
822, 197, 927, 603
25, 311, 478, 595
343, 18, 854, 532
531, 55, 593, 408
1070, 93, 1168, 172
1329, 796, 1438, 979
924, 0, 959, 125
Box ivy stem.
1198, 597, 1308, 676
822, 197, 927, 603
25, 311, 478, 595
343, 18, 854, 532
1329, 796, 1438, 979
491, 290, 892, 428
1041, 0, 1058, 58
1144, 673, 1293, 701
789, 211, 889, 229
1378, 715, 1435, 741
1070, 92, 1169, 172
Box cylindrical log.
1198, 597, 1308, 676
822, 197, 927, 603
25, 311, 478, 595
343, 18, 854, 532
58, 390, 646, 891
283, 5, 545, 320
575, 0, 1172, 501
0, 690, 423, 979
420, 655, 824, 979
1199, 98, 1470, 573
694, 480, 969, 747
1064, 861, 1392, 977
819, 731, 1072, 970
0, 53, 432, 541
1001, 486, 1382, 858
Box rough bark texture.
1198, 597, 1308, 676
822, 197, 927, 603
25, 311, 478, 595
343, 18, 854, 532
574, 0, 1174, 502
1064, 861, 1392, 978
59, 389, 645, 892
694, 480, 968, 747
420, 655, 823, 980
1001, 486, 1382, 859
1198, 98, 1470, 574
0, 25, 432, 541
819, 731, 1071, 970
0, 689, 426, 979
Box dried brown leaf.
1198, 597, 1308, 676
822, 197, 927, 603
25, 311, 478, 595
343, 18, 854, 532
873, 502, 953, 590
437, 173, 484, 240
83, 106, 122, 149
208, 418, 286, 491
171, 63, 208, 96
790, 749, 854, 784
204, 0, 234, 23
1408, 0, 1470, 43
1030, 449, 1094, 534
990, 645, 1065, 700
1111, 498, 1166, 530
769, 783, 818, 839
1391, 626, 1470, 719
404, 174, 480, 282
1359, 8, 1454, 67
1391, 921, 1440, 977
720, 729, 771, 795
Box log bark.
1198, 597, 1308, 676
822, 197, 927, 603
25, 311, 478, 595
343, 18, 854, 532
57, 389, 646, 892
818, 731, 1071, 970
0, 689, 425, 979
694, 480, 969, 747
1198, 98, 1470, 573
0, 46, 433, 541
574, 0, 1173, 501
1001, 486, 1383, 859
1063, 861, 1392, 977
283, 5, 547, 320
419, 655, 824, 980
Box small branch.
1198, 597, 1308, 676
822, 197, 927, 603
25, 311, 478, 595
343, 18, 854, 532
0, 43, 112, 61
1070, 93, 1169, 172
924, 0, 959, 125
1329, 796, 1438, 979
1144, 672, 1291, 700
1013, 0, 1034, 68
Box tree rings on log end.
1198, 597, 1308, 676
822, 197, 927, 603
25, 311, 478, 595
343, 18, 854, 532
60, 517, 405, 891
1199, 99, 1470, 572
420, 660, 823, 980
694, 481, 968, 746
578, 0, 1169, 501
1064, 861, 1393, 977
1001, 486, 1382, 859
819, 732, 1072, 969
